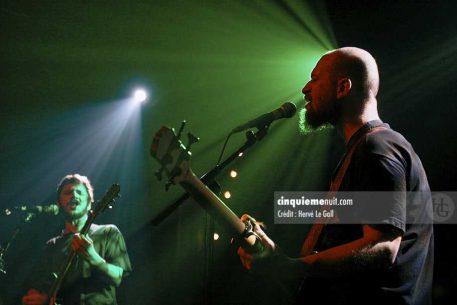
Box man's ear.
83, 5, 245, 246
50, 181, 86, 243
336, 78, 352, 99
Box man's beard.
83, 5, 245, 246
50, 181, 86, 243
298, 101, 340, 135
64, 202, 90, 220
67, 209, 88, 220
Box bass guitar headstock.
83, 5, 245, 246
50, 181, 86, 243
150, 121, 200, 190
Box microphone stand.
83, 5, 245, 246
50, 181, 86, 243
151, 125, 270, 225
0, 212, 36, 274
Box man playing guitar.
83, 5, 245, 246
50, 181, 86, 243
22, 174, 131, 305
237, 47, 433, 305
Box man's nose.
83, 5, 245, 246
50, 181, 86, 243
302, 83, 310, 95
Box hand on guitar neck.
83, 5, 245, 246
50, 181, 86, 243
237, 214, 276, 270
236, 214, 291, 273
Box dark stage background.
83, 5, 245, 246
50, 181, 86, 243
1, 1, 456, 305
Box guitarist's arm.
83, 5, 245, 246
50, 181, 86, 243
72, 233, 124, 286
238, 223, 402, 279
295, 224, 402, 277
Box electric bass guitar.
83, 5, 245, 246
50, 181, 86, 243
47, 184, 120, 305
151, 125, 304, 304
150, 125, 264, 252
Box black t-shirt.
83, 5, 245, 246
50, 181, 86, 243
297, 121, 433, 305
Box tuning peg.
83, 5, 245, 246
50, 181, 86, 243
177, 120, 186, 140
186, 132, 200, 151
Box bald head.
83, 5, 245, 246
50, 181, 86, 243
324, 47, 379, 98
301, 47, 381, 133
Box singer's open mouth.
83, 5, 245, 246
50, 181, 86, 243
304, 96, 312, 108
69, 201, 79, 208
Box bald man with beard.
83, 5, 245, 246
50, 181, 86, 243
238, 47, 433, 305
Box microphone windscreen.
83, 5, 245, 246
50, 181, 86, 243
281, 102, 297, 118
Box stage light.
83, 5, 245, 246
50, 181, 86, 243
132, 88, 148, 103
213, 233, 220, 241
229, 170, 237, 178
223, 191, 231, 199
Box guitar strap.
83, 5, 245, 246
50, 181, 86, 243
300, 126, 388, 256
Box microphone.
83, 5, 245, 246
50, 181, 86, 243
5, 204, 59, 216
231, 102, 297, 133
